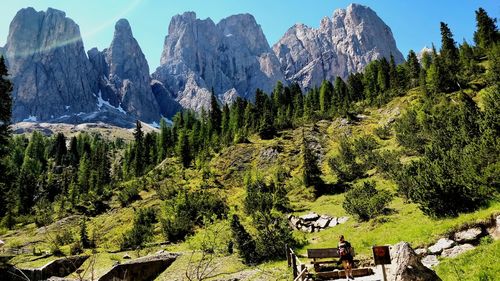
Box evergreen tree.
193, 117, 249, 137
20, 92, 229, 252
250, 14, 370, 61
158, 118, 170, 161
209, 92, 222, 133
51, 133, 67, 166
133, 121, 144, 177
302, 131, 323, 193
333, 77, 348, 114
406, 50, 421, 88
473, 8, 499, 50
68, 136, 80, 167
80, 218, 91, 248
347, 73, 364, 102
176, 129, 191, 168
0, 56, 12, 160
439, 22, 460, 91
230, 214, 257, 264
319, 80, 333, 115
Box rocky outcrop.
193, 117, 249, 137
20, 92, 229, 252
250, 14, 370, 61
16, 255, 89, 281
4, 8, 97, 122
98, 253, 178, 281
288, 212, 348, 232
454, 227, 482, 243
152, 12, 285, 111
427, 238, 455, 255
441, 244, 474, 258
388, 242, 441, 281
88, 19, 160, 122
273, 3, 404, 90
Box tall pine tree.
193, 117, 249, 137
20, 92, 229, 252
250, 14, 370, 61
473, 8, 499, 50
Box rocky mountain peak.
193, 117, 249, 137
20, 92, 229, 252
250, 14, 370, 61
4, 7, 97, 122
153, 12, 284, 111
273, 3, 404, 90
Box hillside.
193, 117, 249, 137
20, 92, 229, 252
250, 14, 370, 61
2, 86, 498, 280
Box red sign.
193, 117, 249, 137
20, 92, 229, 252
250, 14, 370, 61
372, 246, 391, 265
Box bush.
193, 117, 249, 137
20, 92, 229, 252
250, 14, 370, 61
328, 138, 363, 183
117, 182, 141, 207
343, 181, 393, 221
161, 190, 228, 242
253, 211, 296, 261
70, 242, 83, 255
55, 229, 74, 246
374, 124, 392, 140
244, 176, 289, 215
121, 207, 156, 250
230, 214, 257, 264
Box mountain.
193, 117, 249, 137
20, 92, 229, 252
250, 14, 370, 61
273, 3, 404, 90
152, 12, 285, 111
88, 19, 160, 122
3, 7, 98, 122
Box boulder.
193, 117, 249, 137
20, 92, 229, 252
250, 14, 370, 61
428, 238, 455, 254
300, 212, 320, 221
488, 215, 500, 240
388, 242, 442, 281
328, 218, 338, 227
454, 227, 482, 243
123, 253, 131, 259
414, 248, 427, 256
315, 216, 331, 229
337, 216, 349, 224
99, 253, 178, 281
441, 244, 474, 258
421, 255, 440, 269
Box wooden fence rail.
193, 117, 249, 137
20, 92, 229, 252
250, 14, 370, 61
285, 244, 309, 281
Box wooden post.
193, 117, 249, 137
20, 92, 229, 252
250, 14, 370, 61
291, 253, 297, 278
286, 244, 291, 267
299, 264, 306, 281
381, 264, 388, 281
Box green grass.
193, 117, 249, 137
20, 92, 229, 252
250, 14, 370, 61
435, 239, 500, 281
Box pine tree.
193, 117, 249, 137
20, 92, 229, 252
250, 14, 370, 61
51, 133, 67, 166
302, 131, 323, 194
439, 22, 459, 91
473, 8, 499, 50
133, 120, 144, 177
319, 80, 333, 115
406, 50, 421, 88
176, 129, 191, 168
230, 214, 257, 264
209, 92, 222, 134
0, 56, 12, 160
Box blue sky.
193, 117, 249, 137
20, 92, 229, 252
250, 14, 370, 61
1, 0, 498, 71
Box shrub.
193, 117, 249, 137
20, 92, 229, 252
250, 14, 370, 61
161, 190, 228, 242
374, 124, 392, 140
343, 181, 393, 221
70, 242, 83, 255
117, 182, 140, 207
244, 176, 289, 215
328, 138, 363, 183
254, 211, 296, 261
121, 207, 157, 250
55, 229, 74, 246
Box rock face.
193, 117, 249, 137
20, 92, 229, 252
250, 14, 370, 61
152, 12, 285, 111
4, 8, 97, 122
273, 3, 404, 90
388, 242, 441, 281
88, 19, 160, 122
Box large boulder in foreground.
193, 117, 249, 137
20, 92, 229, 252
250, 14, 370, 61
388, 242, 441, 281
98, 253, 178, 281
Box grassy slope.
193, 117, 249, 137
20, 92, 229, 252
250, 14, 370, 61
2, 88, 499, 280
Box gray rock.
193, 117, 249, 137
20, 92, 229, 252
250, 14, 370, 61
428, 238, 455, 255
152, 12, 285, 111
454, 227, 482, 243
414, 248, 427, 256
89, 19, 160, 122
388, 242, 441, 281
337, 216, 349, 224
4, 8, 97, 122
490, 215, 500, 239
421, 255, 439, 268
441, 244, 474, 258
315, 216, 331, 228
328, 217, 338, 227
273, 3, 404, 90
300, 212, 320, 221
123, 253, 131, 259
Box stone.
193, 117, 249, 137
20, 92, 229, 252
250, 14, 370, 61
300, 212, 320, 221
421, 255, 440, 269
123, 253, 131, 259
428, 238, 455, 255
98, 253, 178, 281
315, 216, 331, 228
388, 242, 442, 281
88, 19, 160, 122
454, 227, 482, 243
414, 248, 427, 256
328, 219, 338, 228
152, 12, 285, 111
488, 215, 500, 240
18, 255, 89, 281
337, 216, 349, 224
4, 7, 98, 122
273, 3, 404, 91
441, 244, 475, 258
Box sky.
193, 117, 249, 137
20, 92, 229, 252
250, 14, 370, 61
0, 0, 498, 71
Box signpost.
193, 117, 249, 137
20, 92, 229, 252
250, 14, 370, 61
372, 246, 391, 281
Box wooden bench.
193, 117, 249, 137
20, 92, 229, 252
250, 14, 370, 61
307, 248, 341, 272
